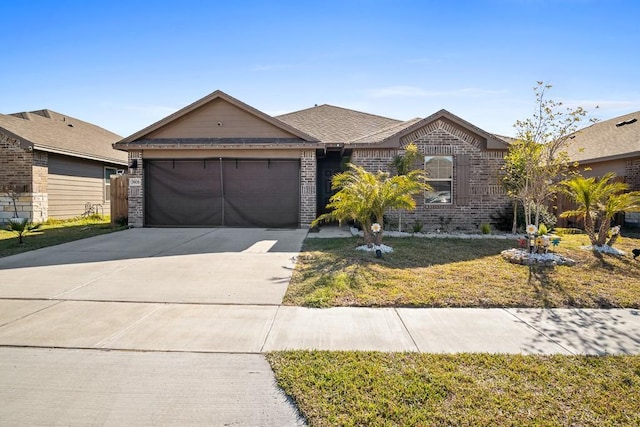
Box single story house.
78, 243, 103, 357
114, 90, 511, 230
562, 110, 640, 227
0, 109, 127, 222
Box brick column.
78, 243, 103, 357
300, 150, 317, 227
127, 151, 144, 227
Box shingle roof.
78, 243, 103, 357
277, 104, 402, 144
565, 111, 640, 163
349, 118, 424, 144
0, 109, 126, 164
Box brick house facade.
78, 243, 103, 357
114, 90, 510, 230
0, 110, 126, 222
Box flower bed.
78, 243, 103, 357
501, 248, 576, 266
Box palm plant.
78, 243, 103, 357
559, 173, 640, 247
391, 143, 422, 232
6, 218, 41, 244
312, 163, 430, 246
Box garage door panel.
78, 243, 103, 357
145, 159, 299, 227
221, 160, 299, 227
146, 160, 222, 226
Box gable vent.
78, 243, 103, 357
616, 118, 637, 127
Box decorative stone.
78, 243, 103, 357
501, 249, 576, 267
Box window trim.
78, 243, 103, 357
424, 155, 453, 205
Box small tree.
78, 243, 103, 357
390, 143, 422, 232
312, 163, 430, 246
6, 218, 41, 244
559, 173, 640, 247
503, 82, 593, 229
2, 183, 28, 218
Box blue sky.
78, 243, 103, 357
2, 0, 639, 138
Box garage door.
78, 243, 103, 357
145, 159, 300, 227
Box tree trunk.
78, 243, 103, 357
374, 231, 383, 246
595, 216, 611, 246
606, 233, 619, 247
512, 201, 518, 234
583, 213, 598, 246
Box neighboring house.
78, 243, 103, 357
114, 90, 511, 230
562, 111, 640, 227
0, 109, 127, 222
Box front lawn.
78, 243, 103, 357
267, 351, 640, 426
284, 234, 640, 308
0, 216, 123, 258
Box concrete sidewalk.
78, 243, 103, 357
1, 299, 638, 355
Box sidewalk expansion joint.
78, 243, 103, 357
393, 308, 421, 352
0, 300, 63, 329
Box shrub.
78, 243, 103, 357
480, 223, 491, 234
538, 223, 548, 235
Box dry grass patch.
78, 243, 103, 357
284, 234, 640, 308
267, 351, 640, 426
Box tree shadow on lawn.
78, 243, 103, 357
528, 265, 580, 308
301, 236, 519, 269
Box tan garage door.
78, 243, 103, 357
145, 159, 300, 227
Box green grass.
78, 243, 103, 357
267, 351, 640, 426
284, 234, 640, 308
0, 216, 124, 258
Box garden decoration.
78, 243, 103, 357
501, 224, 573, 266
371, 223, 383, 258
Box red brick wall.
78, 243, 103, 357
352, 120, 509, 232
1, 132, 33, 191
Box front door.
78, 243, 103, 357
316, 152, 344, 215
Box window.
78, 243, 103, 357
104, 167, 117, 202
424, 156, 452, 204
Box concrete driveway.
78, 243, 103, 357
0, 227, 306, 304
0, 227, 308, 426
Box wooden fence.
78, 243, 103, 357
110, 174, 128, 226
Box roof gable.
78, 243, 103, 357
0, 109, 126, 164
352, 109, 509, 150
118, 90, 317, 144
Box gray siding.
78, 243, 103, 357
48, 154, 112, 219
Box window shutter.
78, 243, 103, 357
456, 154, 470, 205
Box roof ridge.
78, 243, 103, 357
278, 104, 401, 123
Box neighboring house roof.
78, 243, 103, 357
565, 111, 640, 163
116, 90, 319, 148
0, 109, 126, 164
277, 104, 402, 145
